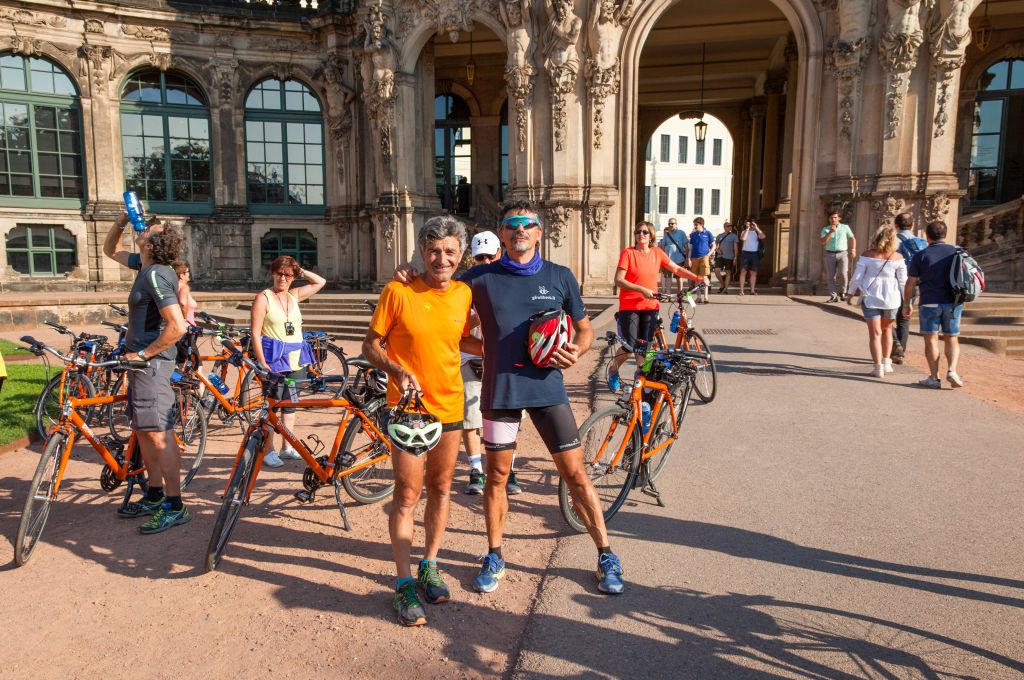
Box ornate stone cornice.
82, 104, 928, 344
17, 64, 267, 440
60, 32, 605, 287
0, 7, 66, 27
121, 24, 171, 42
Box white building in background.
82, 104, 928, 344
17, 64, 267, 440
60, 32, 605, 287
643, 115, 734, 237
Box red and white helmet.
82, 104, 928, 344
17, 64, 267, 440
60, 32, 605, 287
527, 309, 573, 368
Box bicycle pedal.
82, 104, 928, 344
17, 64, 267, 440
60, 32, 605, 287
293, 490, 315, 503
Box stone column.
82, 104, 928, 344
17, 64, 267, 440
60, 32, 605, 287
470, 115, 501, 226
761, 77, 785, 216
746, 100, 766, 217
779, 39, 799, 204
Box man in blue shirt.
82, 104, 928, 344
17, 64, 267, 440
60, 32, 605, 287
686, 217, 716, 303
657, 218, 687, 292
891, 212, 927, 364
903, 220, 964, 389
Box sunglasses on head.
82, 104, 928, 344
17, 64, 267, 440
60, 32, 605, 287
501, 215, 541, 230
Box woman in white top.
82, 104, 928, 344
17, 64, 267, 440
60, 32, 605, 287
846, 226, 908, 378
738, 217, 766, 295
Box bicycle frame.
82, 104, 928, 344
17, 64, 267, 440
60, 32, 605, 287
598, 373, 682, 471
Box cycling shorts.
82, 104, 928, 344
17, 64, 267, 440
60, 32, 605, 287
482, 403, 581, 454
617, 310, 659, 352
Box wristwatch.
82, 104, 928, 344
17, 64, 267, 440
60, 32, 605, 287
138, 349, 148, 361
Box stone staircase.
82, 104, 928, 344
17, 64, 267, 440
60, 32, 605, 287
208, 292, 616, 342
958, 196, 1024, 292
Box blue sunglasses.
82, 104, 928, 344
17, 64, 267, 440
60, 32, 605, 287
501, 215, 541, 230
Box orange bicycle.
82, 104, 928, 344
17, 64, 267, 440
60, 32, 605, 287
15, 336, 207, 566
560, 344, 710, 533
205, 339, 393, 572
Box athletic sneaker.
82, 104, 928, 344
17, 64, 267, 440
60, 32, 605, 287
506, 472, 523, 495
918, 376, 942, 389
947, 371, 964, 388
117, 495, 165, 518
883, 358, 894, 374
870, 365, 885, 378
279, 445, 302, 460
596, 553, 625, 594
607, 372, 621, 392
417, 560, 450, 604
139, 503, 191, 534
393, 581, 427, 626
474, 552, 506, 593
826, 293, 838, 303
465, 470, 485, 495
891, 343, 905, 365
263, 450, 285, 468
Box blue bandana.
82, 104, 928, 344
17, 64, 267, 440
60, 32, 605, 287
499, 251, 543, 276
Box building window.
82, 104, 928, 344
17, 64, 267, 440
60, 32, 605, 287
712, 138, 723, 166
678, 136, 688, 164
245, 79, 324, 213
658, 186, 669, 213
644, 185, 651, 213
5, 224, 76, 276
694, 188, 704, 214
676, 187, 686, 213
644, 139, 652, 162
434, 94, 472, 214
260, 229, 317, 270
499, 100, 509, 200
0, 54, 83, 205
695, 140, 706, 165
121, 69, 211, 213
659, 134, 670, 162
711, 189, 720, 215
969, 59, 1024, 206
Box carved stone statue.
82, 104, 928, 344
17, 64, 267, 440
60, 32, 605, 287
878, 0, 924, 139
825, 0, 874, 141
500, 0, 537, 153
359, 2, 399, 171
319, 51, 356, 175
543, 0, 582, 151
929, 0, 972, 137
585, 0, 631, 148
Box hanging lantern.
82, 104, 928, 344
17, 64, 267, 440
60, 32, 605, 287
693, 43, 708, 142
975, 0, 993, 52
466, 31, 477, 85
694, 118, 708, 143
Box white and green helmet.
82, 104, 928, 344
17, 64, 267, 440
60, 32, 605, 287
386, 390, 442, 456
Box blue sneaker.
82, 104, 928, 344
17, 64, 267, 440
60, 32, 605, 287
596, 553, 624, 594
607, 372, 621, 392
474, 552, 505, 593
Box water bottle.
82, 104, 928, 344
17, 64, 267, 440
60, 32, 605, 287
171, 370, 183, 383
641, 348, 657, 374
208, 372, 229, 395
123, 191, 147, 232
670, 310, 681, 333
640, 401, 652, 434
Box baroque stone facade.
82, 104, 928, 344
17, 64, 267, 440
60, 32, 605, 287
0, 0, 1018, 295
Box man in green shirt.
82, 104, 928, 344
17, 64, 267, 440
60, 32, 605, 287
819, 211, 857, 302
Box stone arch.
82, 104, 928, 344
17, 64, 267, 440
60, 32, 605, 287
488, 91, 509, 118
614, 0, 825, 279
436, 82, 482, 117
960, 41, 1024, 90
240, 68, 323, 111
398, 12, 507, 74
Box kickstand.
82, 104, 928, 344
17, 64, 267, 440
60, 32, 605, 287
639, 462, 665, 507
333, 481, 352, 531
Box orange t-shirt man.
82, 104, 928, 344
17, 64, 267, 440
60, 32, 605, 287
369, 277, 473, 424
617, 246, 674, 311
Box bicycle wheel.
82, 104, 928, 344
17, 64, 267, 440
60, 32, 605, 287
35, 373, 95, 441
339, 399, 395, 504
684, 330, 717, 403
205, 430, 262, 572
306, 342, 349, 397
558, 405, 641, 534
15, 431, 69, 566
106, 374, 131, 444
646, 398, 679, 482
174, 391, 207, 489
238, 368, 266, 426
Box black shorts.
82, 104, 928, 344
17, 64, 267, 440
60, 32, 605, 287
266, 367, 308, 414
716, 257, 735, 273
482, 403, 581, 454
617, 310, 659, 351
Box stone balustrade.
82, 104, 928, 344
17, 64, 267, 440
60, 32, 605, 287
957, 197, 1024, 251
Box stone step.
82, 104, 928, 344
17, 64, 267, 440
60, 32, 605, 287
957, 324, 1024, 338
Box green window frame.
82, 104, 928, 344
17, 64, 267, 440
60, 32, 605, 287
245, 79, 325, 215
120, 68, 212, 215
260, 229, 318, 270
0, 53, 84, 208
969, 59, 1024, 205
5, 224, 77, 276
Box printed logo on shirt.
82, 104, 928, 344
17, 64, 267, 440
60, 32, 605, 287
532, 284, 557, 302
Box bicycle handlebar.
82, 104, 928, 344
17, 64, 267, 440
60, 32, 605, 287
20, 335, 149, 370
220, 338, 346, 393
108, 303, 128, 317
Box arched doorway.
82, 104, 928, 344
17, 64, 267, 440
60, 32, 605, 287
434, 92, 473, 214
965, 58, 1024, 208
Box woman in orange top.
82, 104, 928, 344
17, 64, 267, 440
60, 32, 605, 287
607, 221, 702, 392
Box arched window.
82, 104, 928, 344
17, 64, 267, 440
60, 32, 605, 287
434, 94, 471, 214
5, 224, 76, 276
969, 59, 1024, 206
120, 69, 212, 213
260, 229, 317, 270
245, 79, 324, 213
0, 54, 83, 205
500, 100, 509, 201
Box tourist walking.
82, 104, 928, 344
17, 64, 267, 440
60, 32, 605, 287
891, 213, 927, 364
738, 218, 765, 295
846, 226, 907, 378
902, 221, 965, 389
607, 221, 702, 392
657, 218, 688, 292
820, 211, 857, 302
686, 217, 715, 303
102, 211, 191, 533
363, 216, 478, 626
714, 221, 739, 293
250, 256, 326, 467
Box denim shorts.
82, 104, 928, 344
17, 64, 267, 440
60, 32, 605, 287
861, 304, 898, 320
919, 303, 963, 336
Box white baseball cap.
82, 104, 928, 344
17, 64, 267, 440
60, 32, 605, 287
471, 231, 500, 258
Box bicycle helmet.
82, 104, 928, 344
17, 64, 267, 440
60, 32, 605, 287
527, 309, 573, 368
386, 390, 442, 456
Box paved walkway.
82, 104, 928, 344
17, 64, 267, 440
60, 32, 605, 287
515, 294, 1024, 678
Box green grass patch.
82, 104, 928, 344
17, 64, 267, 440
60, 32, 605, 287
0, 362, 49, 447
0, 338, 31, 356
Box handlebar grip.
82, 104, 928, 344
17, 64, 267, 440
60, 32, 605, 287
123, 359, 150, 370
20, 335, 40, 347
665, 348, 711, 361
